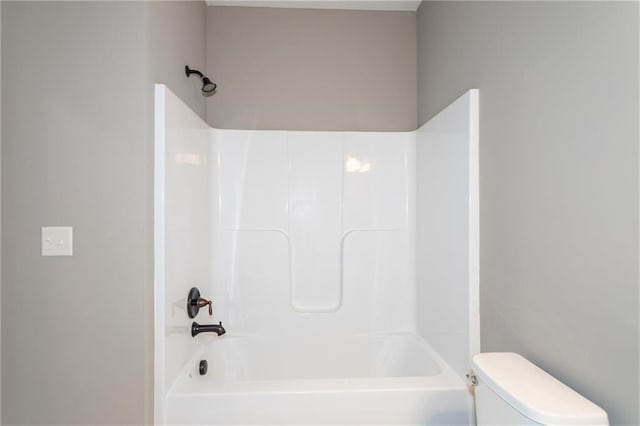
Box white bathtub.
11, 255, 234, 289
165, 333, 473, 425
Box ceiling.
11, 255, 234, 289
205, 0, 422, 11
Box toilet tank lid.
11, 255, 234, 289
472, 353, 608, 426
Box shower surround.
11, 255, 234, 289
154, 85, 479, 424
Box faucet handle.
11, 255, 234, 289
187, 287, 213, 318
197, 298, 213, 316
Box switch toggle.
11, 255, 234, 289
41, 226, 73, 256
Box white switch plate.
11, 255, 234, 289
42, 226, 73, 256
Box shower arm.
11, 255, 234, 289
185, 66, 204, 79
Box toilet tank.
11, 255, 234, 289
471, 353, 608, 426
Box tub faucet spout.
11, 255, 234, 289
191, 321, 226, 337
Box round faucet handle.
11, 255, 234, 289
187, 287, 215, 318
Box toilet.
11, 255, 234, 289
471, 352, 609, 425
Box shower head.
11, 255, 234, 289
201, 77, 217, 94
185, 65, 217, 96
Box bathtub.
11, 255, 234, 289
164, 333, 473, 425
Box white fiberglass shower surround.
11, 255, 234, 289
154, 84, 479, 425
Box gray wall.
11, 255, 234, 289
2, 3, 149, 423
0, 3, 3, 420
0, 2, 3, 420
417, 2, 639, 424
1, 2, 206, 424
206, 6, 416, 131
148, 1, 208, 120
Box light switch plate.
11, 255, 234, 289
42, 226, 73, 256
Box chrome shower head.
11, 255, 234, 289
185, 65, 217, 96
